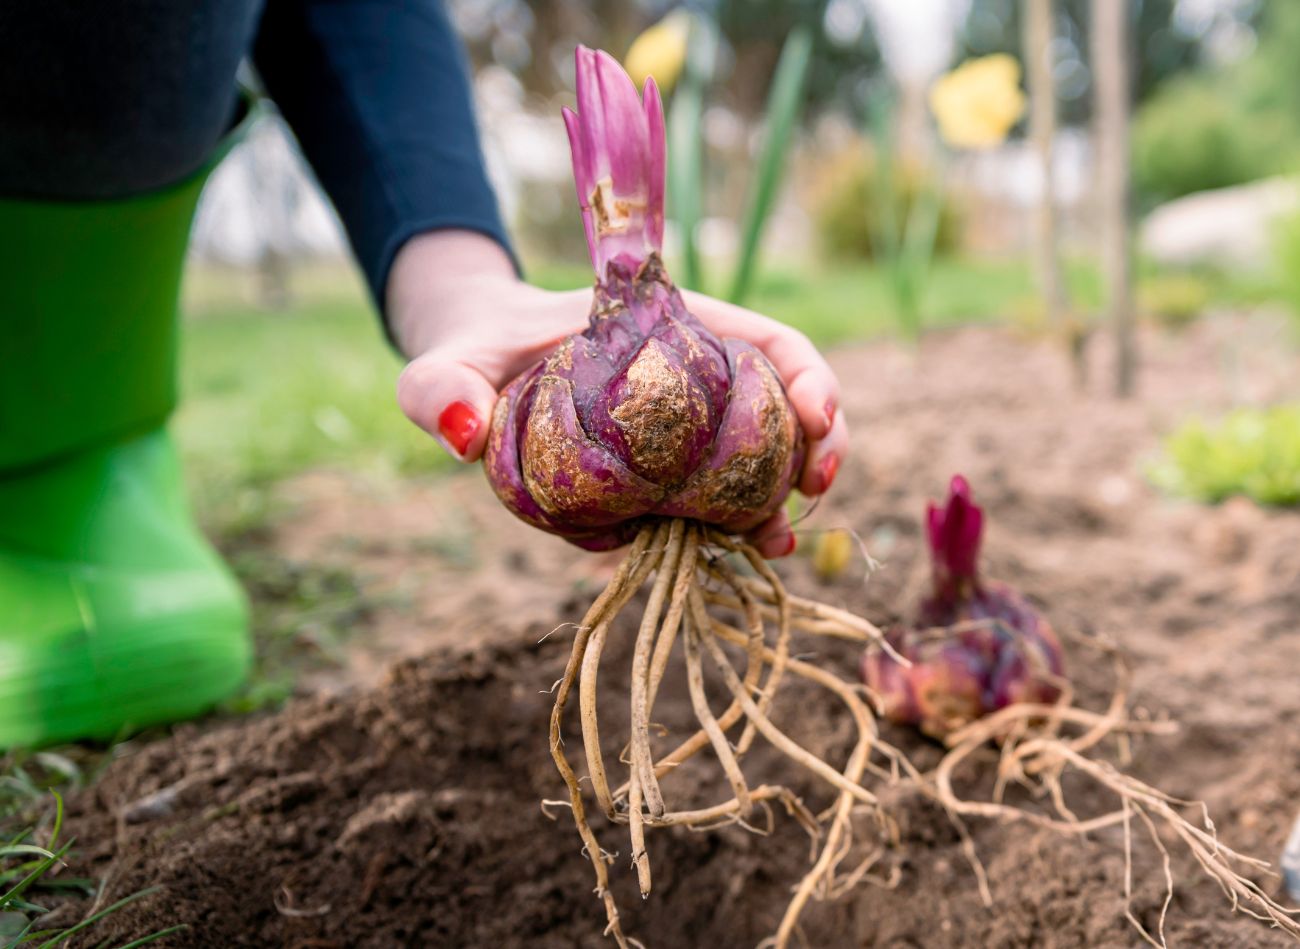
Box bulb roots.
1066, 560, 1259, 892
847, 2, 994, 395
546, 519, 1300, 949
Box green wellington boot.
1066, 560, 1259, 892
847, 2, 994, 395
0, 103, 257, 748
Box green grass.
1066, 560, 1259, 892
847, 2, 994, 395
1149, 404, 1300, 506
177, 269, 451, 532
535, 255, 1104, 345
0, 769, 178, 948
743, 257, 1103, 346
178, 257, 1053, 525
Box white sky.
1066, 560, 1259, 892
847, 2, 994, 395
864, 0, 972, 84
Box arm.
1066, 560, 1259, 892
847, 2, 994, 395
254, 2, 845, 557
252, 0, 516, 322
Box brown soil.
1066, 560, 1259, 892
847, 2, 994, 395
56, 320, 1300, 948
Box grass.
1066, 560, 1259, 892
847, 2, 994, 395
1149, 404, 1300, 506
177, 264, 449, 535
0, 762, 179, 947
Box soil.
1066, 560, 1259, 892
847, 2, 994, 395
54, 318, 1300, 948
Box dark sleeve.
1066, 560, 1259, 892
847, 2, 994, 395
252, 0, 517, 324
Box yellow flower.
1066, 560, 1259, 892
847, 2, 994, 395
624, 10, 692, 93
812, 529, 855, 582
928, 54, 1026, 150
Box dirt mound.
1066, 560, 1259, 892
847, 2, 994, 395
59, 636, 1293, 948
57, 322, 1300, 947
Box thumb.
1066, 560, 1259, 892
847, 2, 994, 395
397, 350, 499, 463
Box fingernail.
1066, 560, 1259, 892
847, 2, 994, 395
818, 453, 840, 492
438, 400, 481, 457
823, 398, 836, 431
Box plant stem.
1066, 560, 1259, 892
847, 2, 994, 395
667, 15, 715, 293
728, 26, 813, 305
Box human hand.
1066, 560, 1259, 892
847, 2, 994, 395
389, 230, 848, 557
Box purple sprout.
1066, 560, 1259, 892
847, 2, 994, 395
862, 476, 1066, 738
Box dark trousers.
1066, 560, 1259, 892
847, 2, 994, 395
0, 0, 261, 200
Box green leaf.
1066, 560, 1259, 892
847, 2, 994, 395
35, 886, 162, 948
866, 89, 901, 265
667, 15, 715, 292
5, 897, 48, 915
47, 792, 63, 851
0, 842, 71, 912
863, 85, 945, 342
27, 878, 96, 895
1151, 405, 1300, 506
0, 847, 55, 862
111, 924, 189, 949
728, 26, 814, 305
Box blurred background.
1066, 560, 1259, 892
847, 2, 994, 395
180, 0, 1300, 545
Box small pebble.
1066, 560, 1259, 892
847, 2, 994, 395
122, 786, 179, 824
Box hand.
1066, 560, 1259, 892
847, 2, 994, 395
390, 230, 848, 558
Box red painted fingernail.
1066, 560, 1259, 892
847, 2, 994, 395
823, 398, 836, 430
818, 453, 840, 492
437, 400, 481, 457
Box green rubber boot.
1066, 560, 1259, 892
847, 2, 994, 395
0, 105, 256, 748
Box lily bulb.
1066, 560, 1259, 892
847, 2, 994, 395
483, 47, 803, 551
861, 475, 1065, 738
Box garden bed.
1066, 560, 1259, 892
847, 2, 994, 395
58, 321, 1300, 947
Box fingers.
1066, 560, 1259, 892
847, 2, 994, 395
799, 405, 847, 498
395, 284, 592, 465
745, 507, 796, 560
747, 405, 846, 559
681, 290, 840, 441
396, 351, 498, 463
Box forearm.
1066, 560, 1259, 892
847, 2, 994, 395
387, 230, 519, 359
253, 0, 516, 328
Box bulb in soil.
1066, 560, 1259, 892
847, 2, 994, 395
862, 475, 1065, 737
483, 47, 803, 551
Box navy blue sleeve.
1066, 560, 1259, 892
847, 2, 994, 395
252, 0, 517, 328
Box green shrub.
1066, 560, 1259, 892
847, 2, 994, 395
1132, 73, 1299, 208
1150, 405, 1300, 506
811, 147, 960, 261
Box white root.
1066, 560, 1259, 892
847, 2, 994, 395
546, 519, 1299, 949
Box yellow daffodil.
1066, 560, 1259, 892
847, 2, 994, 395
624, 10, 692, 93
928, 53, 1026, 150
